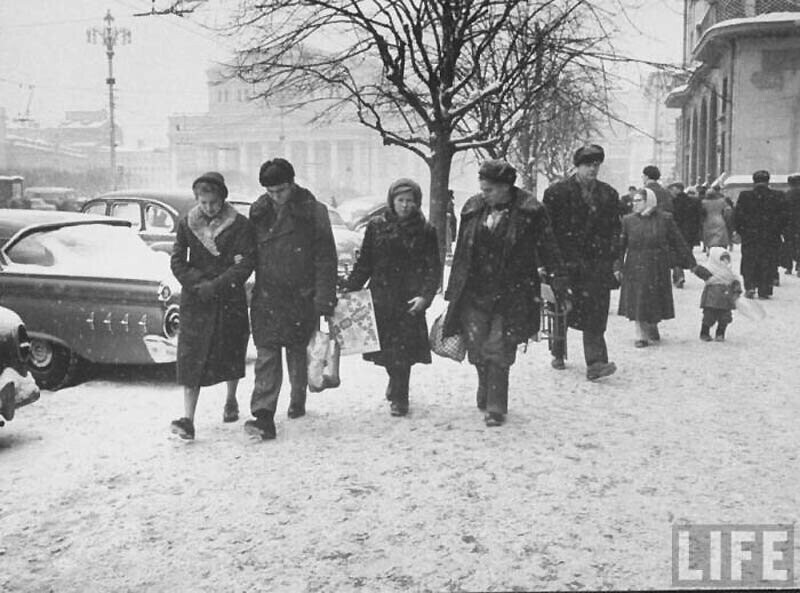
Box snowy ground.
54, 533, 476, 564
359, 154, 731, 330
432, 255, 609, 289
2, 247, 798, 592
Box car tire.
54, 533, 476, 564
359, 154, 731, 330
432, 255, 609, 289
28, 338, 83, 391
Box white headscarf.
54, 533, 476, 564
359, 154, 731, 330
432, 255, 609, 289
704, 246, 738, 285
635, 188, 658, 217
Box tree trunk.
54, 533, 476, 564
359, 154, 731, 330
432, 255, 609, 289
427, 138, 454, 279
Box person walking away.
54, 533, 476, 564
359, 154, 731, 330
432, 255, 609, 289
783, 174, 800, 277
642, 165, 674, 214
669, 181, 703, 288
700, 185, 733, 254
734, 170, 785, 300
244, 158, 338, 440
542, 144, 619, 380
617, 188, 696, 347
692, 247, 742, 342
443, 159, 564, 427
342, 179, 440, 417
620, 186, 637, 216
446, 189, 458, 255
169, 172, 256, 440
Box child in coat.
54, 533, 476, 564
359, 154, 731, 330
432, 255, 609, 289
692, 247, 742, 341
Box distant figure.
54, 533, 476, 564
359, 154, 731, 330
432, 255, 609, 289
642, 165, 673, 214
734, 170, 785, 299
700, 185, 733, 252
692, 247, 742, 342
446, 189, 457, 253
617, 188, 696, 348
620, 185, 637, 216
669, 181, 702, 288
783, 174, 800, 277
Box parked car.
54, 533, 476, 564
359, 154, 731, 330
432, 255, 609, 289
83, 189, 362, 280
23, 186, 84, 211
0, 210, 180, 390
337, 195, 388, 233
0, 306, 40, 426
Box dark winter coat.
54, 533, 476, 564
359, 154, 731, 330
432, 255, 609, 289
645, 180, 674, 214
170, 205, 256, 387
672, 191, 703, 246
249, 185, 338, 347
344, 210, 440, 367
617, 211, 696, 323
542, 174, 621, 333
443, 187, 562, 345
734, 185, 785, 249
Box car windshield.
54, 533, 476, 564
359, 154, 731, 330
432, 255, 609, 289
4, 223, 172, 281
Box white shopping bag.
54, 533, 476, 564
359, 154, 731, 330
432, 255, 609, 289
330, 289, 381, 355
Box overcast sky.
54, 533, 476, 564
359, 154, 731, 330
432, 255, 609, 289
0, 0, 684, 148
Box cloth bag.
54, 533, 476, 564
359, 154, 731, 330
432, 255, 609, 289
429, 312, 466, 362
307, 321, 341, 392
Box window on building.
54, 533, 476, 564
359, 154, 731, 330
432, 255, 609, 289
721, 77, 728, 114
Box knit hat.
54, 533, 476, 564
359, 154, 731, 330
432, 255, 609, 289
642, 165, 661, 181
573, 144, 605, 166
386, 178, 423, 211
259, 158, 295, 187
192, 171, 228, 200
752, 170, 770, 184
478, 159, 517, 185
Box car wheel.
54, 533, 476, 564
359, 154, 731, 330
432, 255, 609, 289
28, 338, 83, 390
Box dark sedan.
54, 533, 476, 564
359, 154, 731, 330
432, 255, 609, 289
0, 210, 180, 390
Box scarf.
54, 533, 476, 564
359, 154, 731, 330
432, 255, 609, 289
186, 201, 237, 256
636, 188, 658, 217
704, 246, 738, 286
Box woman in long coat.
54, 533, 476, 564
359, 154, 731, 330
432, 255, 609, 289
169, 172, 256, 440
343, 178, 440, 417
618, 188, 696, 348
701, 187, 733, 250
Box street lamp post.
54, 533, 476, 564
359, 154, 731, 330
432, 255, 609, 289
87, 10, 131, 190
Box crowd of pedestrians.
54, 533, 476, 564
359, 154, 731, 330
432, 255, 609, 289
167, 149, 800, 441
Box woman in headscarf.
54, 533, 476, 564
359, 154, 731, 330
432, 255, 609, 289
700, 184, 733, 252
617, 187, 696, 347
169, 172, 256, 440
342, 178, 441, 417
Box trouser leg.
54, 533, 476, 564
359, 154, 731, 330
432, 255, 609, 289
251, 345, 282, 416
475, 364, 488, 409
583, 330, 608, 366
285, 343, 308, 408
485, 364, 510, 416
387, 365, 411, 407
635, 322, 648, 342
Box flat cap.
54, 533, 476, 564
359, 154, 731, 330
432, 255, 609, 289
752, 170, 770, 184
478, 159, 517, 185
573, 144, 605, 166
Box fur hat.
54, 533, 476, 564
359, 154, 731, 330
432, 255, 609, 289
259, 158, 295, 187
573, 144, 605, 166
478, 159, 517, 185
192, 171, 228, 200
386, 178, 423, 210
752, 170, 770, 184
642, 165, 661, 181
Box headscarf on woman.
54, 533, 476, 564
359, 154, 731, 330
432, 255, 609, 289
385, 178, 425, 229
635, 187, 659, 217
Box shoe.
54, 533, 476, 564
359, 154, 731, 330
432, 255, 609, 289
223, 401, 239, 423
676, 279, 685, 289
484, 412, 505, 427
170, 417, 195, 440
634, 340, 649, 348
586, 361, 617, 381
244, 414, 276, 440
390, 401, 408, 417
649, 327, 661, 342
700, 333, 712, 342
551, 356, 566, 370
714, 334, 725, 342
757, 294, 770, 300
744, 289, 755, 299
287, 404, 306, 419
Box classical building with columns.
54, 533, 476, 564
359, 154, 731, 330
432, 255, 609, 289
666, 0, 800, 186
167, 67, 432, 201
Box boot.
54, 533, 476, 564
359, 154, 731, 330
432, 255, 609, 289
715, 322, 728, 342
700, 324, 712, 342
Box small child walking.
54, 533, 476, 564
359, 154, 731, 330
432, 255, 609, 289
693, 246, 742, 341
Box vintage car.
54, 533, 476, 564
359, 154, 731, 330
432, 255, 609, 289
83, 189, 363, 280
0, 306, 40, 426
0, 210, 180, 390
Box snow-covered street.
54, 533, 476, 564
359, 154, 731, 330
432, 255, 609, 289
2, 248, 798, 592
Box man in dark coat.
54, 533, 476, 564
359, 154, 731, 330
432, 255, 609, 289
669, 181, 703, 288
734, 170, 785, 299
783, 174, 800, 276
443, 159, 563, 426
244, 158, 338, 440
542, 144, 620, 380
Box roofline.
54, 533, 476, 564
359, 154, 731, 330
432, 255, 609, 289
694, 14, 800, 62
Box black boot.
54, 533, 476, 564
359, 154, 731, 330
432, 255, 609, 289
244, 409, 276, 440
715, 322, 728, 342
700, 324, 712, 342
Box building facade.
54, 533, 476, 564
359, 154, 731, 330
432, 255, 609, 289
167, 67, 434, 201
666, 0, 800, 185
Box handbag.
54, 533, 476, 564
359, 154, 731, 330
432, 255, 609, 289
429, 312, 467, 362
307, 321, 341, 393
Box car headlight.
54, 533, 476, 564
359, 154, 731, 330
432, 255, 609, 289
157, 282, 172, 302
162, 305, 180, 339
16, 324, 31, 363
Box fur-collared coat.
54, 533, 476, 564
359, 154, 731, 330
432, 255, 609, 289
443, 187, 562, 345
170, 204, 255, 387
248, 185, 338, 347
